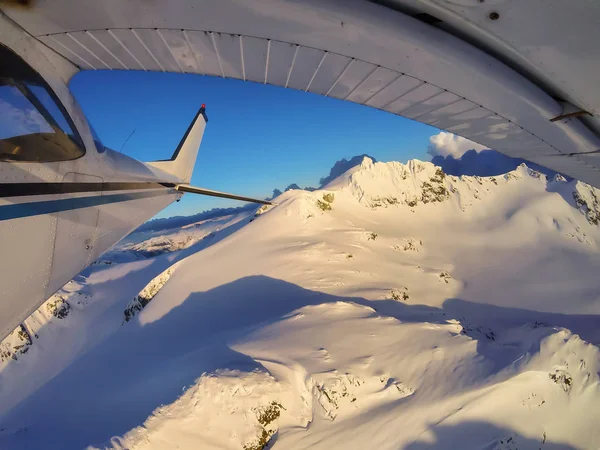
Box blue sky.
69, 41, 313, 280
70, 71, 439, 218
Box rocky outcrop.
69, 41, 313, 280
124, 262, 181, 322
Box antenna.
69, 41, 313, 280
119, 128, 136, 153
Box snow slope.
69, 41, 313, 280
0, 158, 599, 450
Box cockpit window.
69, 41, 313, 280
27, 84, 77, 137
0, 44, 85, 162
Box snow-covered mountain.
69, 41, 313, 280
1, 158, 599, 450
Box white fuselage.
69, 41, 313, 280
0, 15, 188, 339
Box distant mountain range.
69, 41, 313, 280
145, 149, 570, 234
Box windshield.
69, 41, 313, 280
0, 45, 85, 162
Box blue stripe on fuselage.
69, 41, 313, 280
0, 190, 173, 221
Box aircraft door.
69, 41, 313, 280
0, 182, 59, 339
47, 172, 102, 296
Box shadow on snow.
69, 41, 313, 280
0, 275, 596, 449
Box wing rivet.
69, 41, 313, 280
489, 12, 500, 20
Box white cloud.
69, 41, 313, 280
427, 132, 487, 158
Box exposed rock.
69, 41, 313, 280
391, 287, 409, 301
454, 319, 496, 341
368, 196, 399, 208
317, 193, 335, 211
573, 183, 600, 226
124, 262, 181, 322
394, 238, 423, 252
255, 204, 270, 216
439, 271, 452, 284
46, 295, 71, 319
421, 168, 449, 204
322, 193, 335, 204
244, 401, 285, 450
0, 325, 32, 362
549, 369, 573, 392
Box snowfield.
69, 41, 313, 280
1, 158, 599, 450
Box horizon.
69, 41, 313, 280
70, 71, 478, 219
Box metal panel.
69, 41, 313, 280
433, 106, 493, 130
346, 67, 399, 104
446, 113, 503, 134
327, 59, 378, 100
84, 30, 131, 69
158, 29, 202, 73
0, 204, 56, 340
94, 192, 178, 262
64, 32, 113, 69
468, 119, 522, 140
242, 36, 269, 83
265, 40, 297, 86
393, 0, 600, 125
401, 91, 461, 120
471, 123, 547, 151
183, 30, 223, 77
384, 83, 443, 115
38, 34, 96, 70
133, 28, 180, 72
415, 99, 477, 125
305, 51, 328, 92
286, 46, 327, 91
177, 30, 222, 76
483, 130, 550, 153
365, 75, 422, 109
307, 53, 352, 96
107, 29, 159, 71
48, 173, 101, 296
212, 32, 243, 79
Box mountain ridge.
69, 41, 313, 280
0, 157, 599, 450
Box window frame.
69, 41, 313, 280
0, 44, 87, 163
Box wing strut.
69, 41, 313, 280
175, 184, 273, 205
